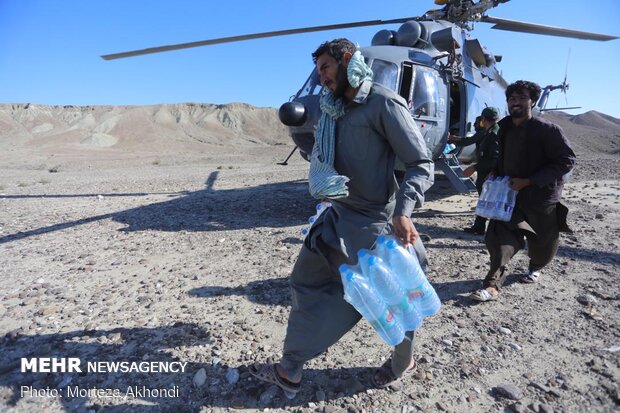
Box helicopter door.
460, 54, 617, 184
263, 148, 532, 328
410, 66, 448, 158
449, 80, 465, 137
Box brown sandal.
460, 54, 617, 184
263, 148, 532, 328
249, 363, 301, 395
371, 358, 416, 389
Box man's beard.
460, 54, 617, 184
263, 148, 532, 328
509, 105, 526, 118
332, 64, 349, 99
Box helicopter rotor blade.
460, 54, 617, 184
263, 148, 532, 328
481, 16, 618, 41
100, 17, 418, 60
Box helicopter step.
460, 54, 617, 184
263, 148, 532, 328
435, 153, 477, 193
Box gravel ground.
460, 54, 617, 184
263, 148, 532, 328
0, 132, 619, 413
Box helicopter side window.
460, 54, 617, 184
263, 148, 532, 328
412, 67, 443, 119
298, 70, 322, 97
370, 59, 398, 92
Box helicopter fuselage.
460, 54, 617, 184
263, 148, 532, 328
280, 19, 509, 164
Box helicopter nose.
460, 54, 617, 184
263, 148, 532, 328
278, 101, 308, 126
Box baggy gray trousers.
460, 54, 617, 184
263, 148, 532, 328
483, 203, 561, 289
279, 209, 426, 378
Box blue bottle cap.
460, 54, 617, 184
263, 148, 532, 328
368, 256, 377, 265
357, 250, 367, 258
376, 235, 386, 244
339, 264, 348, 273
386, 240, 397, 249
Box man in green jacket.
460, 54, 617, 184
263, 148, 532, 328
449, 107, 500, 235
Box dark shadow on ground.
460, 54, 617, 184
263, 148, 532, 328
188, 277, 292, 308
0, 191, 188, 199
0, 172, 312, 244
0, 323, 377, 412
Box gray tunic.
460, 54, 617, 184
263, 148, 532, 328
281, 80, 434, 370
312, 79, 434, 263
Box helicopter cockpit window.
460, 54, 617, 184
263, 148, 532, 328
298, 70, 322, 97
370, 59, 398, 92
412, 67, 445, 119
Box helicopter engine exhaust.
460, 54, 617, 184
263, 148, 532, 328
278, 101, 308, 126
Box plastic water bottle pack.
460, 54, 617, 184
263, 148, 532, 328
300, 201, 332, 240
339, 235, 441, 346
476, 176, 517, 222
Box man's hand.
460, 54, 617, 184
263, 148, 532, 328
447, 134, 461, 143
392, 215, 419, 247
509, 177, 531, 191
463, 165, 476, 178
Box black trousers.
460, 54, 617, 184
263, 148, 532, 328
482, 203, 560, 289
471, 173, 489, 230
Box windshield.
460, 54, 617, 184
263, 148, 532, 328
298, 70, 322, 97
412, 66, 446, 119
371, 59, 398, 92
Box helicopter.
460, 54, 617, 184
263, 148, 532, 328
101, 0, 617, 192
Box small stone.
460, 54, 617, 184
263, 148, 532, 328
509, 343, 522, 351
442, 339, 453, 346
576, 294, 597, 305
494, 383, 524, 400
193, 368, 207, 387
509, 402, 527, 413
226, 368, 240, 384
315, 390, 326, 402
595, 213, 604, 219
414, 370, 426, 381
259, 385, 278, 404
344, 377, 365, 393
539, 403, 554, 413
587, 308, 603, 321
499, 327, 512, 335
435, 401, 450, 411
529, 381, 550, 393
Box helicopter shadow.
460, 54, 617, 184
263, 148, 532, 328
0, 171, 313, 245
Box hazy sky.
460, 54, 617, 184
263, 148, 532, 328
1, 0, 619, 117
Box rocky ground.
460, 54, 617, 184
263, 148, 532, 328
0, 107, 619, 413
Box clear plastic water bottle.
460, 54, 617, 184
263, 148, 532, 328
357, 251, 423, 331
340, 265, 405, 346
502, 184, 517, 221
301, 201, 332, 239
443, 143, 456, 154
476, 177, 494, 217
494, 177, 517, 222
384, 240, 441, 317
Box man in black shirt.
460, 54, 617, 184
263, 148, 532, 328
471, 80, 576, 302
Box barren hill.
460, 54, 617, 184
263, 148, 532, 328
0, 103, 292, 161
541, 110, 620, 157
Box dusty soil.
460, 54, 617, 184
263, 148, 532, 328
0, 106, 618, 413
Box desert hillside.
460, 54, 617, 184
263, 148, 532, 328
0, 103, 291, 163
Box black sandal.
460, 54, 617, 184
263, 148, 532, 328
371, 358, 416, 389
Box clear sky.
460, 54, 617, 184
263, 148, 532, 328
1, 0, 619, 118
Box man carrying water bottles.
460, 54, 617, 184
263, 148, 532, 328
249, 38, 434, 394
471, 80, 575, 302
